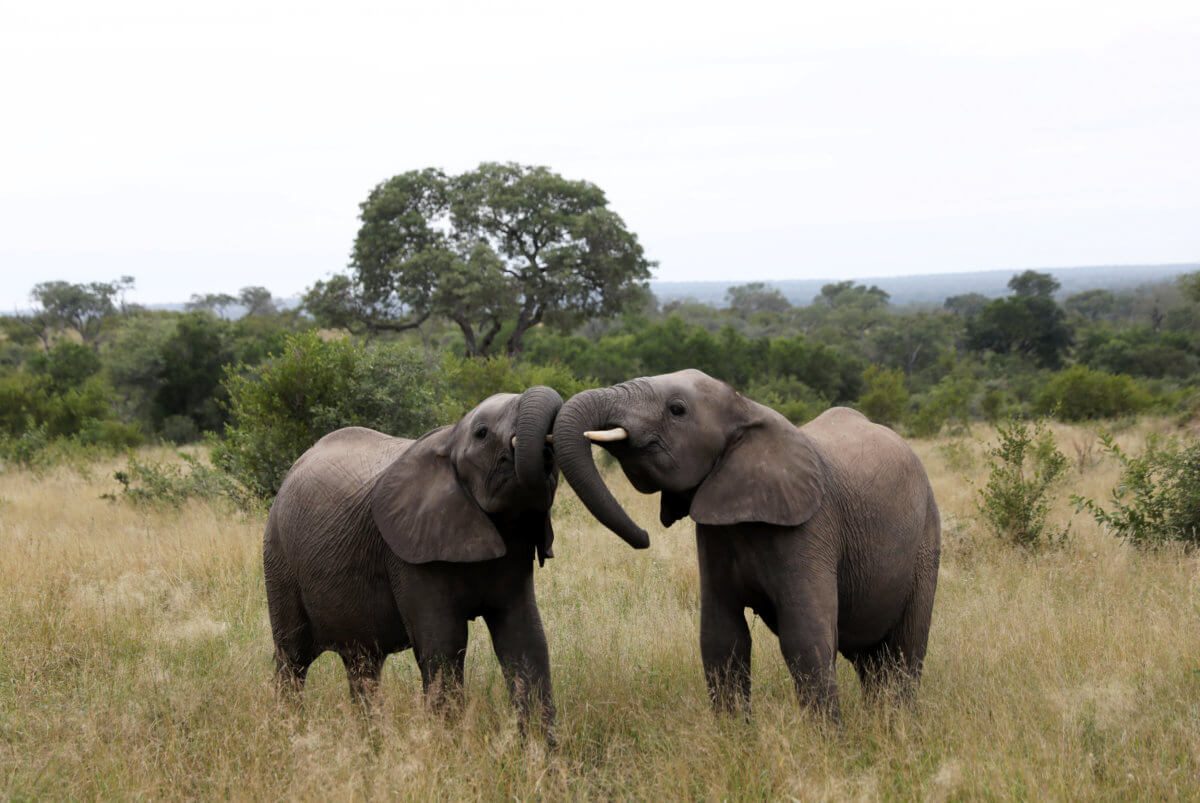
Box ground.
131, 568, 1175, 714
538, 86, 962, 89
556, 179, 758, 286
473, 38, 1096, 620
1, 421, 1198, 799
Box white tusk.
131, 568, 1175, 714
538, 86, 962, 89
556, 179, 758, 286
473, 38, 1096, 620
584, 427, 628, 443
511, 436, 517, 448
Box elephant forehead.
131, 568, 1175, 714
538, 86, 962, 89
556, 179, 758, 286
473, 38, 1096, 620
654, 369, 733, 400
472, 393, 519, 421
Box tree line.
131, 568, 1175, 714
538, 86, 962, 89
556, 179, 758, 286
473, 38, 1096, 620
2, 162, 1198, 472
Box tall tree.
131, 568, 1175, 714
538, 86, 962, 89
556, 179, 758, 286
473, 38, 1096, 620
966, 295, 1073, 367
238, 286, 278, 317
726, 282, 790, 316
1064, 289, 1116, 321
26, 279, 127, 348
1008, 270, 1060, 298
305, 162, 653, 357
944, 292, 989, 317
186, 292, 238, 318
1179, 271, 1200, 304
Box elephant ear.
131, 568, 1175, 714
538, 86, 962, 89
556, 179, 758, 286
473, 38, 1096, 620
689, 412, 826, 528
370, 427, 506, 564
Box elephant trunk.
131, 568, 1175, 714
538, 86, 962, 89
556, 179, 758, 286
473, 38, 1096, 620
552, 388, 650, 549
514, 386, 563, 491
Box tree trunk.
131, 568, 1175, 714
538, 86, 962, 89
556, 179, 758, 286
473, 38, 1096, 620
453, 313, 480, 357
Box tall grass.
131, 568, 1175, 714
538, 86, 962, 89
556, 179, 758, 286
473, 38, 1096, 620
2, 423, 1198, 798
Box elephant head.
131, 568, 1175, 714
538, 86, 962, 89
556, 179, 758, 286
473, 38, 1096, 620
552, 369, 826, 547
371, 386, 563, 564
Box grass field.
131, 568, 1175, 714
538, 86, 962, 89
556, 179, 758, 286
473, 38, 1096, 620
2, 421, 1198, 799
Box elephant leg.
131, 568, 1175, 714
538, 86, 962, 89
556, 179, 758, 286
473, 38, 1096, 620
409, 614, 468, 716
341, 648, 386, 708
273, 647, 313, 700
848, 641, 905, 701
776, 602, 840, 722
483, 592, 557, 746
265, 574, 315, 700
700, 585, 752, 717
864, 552, 940, 702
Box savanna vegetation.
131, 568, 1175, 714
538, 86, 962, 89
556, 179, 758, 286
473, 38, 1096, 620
2, 421, 1198, 798
2, 162, 1199, 796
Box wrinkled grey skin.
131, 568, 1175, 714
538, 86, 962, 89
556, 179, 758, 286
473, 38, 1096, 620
264, 387, 563, 740
553, 369, 940, 720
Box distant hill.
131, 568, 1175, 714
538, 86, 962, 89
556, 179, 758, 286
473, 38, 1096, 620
650, 263, 1197, 308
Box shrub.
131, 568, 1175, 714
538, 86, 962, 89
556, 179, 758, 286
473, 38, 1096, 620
0, 367, 135, 461
160, 414, 200, 444
744, 376, 828, 424
977, 415, 1069, 548
0, 426, 51, 469
980, 387, 1011, 423
211, 332, 438, 500
909, 371, 978, 437
857, 365, 909, 427
1072, 433, 1200, 548
437, 354, 593, 422
105, 453, 252, 509
1034, 365, 1152, 421
938, 439, 975, 473
27, 341, 101, 390
75, 419, 143, 449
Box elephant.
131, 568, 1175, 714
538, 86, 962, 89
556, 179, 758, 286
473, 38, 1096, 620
552, 369, 940, 720
263, 385, 598, 741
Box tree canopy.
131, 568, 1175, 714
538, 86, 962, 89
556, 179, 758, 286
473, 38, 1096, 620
726, 282, 790, 316
966, 295, 1073, 367
23, 277, 134, 348
1008, 270, 1061, 298
304, 162, 654, 357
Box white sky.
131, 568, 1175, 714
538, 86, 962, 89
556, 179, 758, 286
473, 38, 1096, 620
1, 0, 1198, 308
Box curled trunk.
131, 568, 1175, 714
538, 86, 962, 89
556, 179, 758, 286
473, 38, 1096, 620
552, 388, 650, 549
514, 386, 563, 490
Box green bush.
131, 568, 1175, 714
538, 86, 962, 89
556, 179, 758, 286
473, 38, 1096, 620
1073, 433, 1200, 548
1034, 365, 1152, 421
744, 376, 828, 424
211, 332, 439, 500
908, 371, 978, 437
75, 419, 143, 449
977, 415, 1069, 548
160, 414, 201, 444
105, 453, 251, 509
0, 366, 134, 460
980, 387, 1011, 423
437, 354, 593, 422
0, 426, 51, 469
858, 365, 909, 427
27, 341, 101, 391
938, 439, 976, 473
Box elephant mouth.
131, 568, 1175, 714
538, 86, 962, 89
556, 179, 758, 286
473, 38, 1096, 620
490, 459, 555, 511
596, 431, 663, 457
595, 439, 667, 494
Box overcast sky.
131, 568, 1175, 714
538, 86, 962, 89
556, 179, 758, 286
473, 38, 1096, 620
1, 0, 1197, 308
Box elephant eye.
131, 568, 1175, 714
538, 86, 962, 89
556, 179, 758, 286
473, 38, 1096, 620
668, 401, 687, 417
474, 424, 489, 441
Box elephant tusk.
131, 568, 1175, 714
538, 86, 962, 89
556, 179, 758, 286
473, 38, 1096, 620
584, 427, 628, 443
512, 435, 555, 448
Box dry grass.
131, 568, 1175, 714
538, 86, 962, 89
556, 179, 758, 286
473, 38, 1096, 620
2, 423, 1199, 799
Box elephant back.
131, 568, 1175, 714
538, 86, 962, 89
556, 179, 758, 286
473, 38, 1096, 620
268, 427, 413, 564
